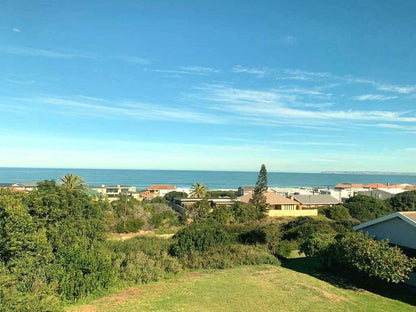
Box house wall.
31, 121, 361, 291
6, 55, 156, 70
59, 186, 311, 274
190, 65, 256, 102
357, 190, 394, 200
268, 209, 318, 217
357, 217, 416, 250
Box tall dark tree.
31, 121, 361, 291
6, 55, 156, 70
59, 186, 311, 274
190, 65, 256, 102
249, 164, 269, 215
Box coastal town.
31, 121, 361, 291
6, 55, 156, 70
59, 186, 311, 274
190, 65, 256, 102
2, 180, 416, 218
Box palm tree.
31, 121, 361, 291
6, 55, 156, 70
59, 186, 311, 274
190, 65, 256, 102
59, 174, 87, 190
189, 182, 207, 198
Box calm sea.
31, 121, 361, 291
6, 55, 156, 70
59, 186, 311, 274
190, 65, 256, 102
1, 168, 416, 190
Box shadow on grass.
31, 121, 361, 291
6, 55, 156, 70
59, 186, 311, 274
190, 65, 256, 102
282, 257, 416, 307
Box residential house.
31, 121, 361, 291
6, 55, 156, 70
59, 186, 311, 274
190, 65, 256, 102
146, 185, 176, 197
90, 185, 137, 201
354, 211, 416, 286
354, 211, 416, 250
356, 188, 406, 200
237, 191, 318, 217
11, 181, 38, 192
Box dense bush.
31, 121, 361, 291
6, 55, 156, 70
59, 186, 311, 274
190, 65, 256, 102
181, 244, 279, 269
169, 220, 230, 257
0, 183, 114, 308
328, 205, 351, 221
238, 224, 282, 256
334, 232, 416, 283
300, 234, 336, 267
164, 191, 188, 202
301, 232, 416, 283
116, 218, 145, 233
206, 190, 238, 199
109, 196, 179, 232
344, 195, 393, 222
281, 217, 336, 243
390, 190, 416, 211
0, 264, 62, 312
211, 205, 234, 224
231, 202, 263, 223
107, 237, 182, 284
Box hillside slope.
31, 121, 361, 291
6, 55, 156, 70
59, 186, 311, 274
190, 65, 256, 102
67, 265, 416, 312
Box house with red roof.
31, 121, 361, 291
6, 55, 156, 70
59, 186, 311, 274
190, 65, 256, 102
146, 184, 177, 197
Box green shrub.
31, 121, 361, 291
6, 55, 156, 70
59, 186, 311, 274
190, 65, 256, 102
232, 202, 262, 223
344, 195, 392, 222
0, 264, 62, 312
390, 190, 416, 211
300, 234, 336, 266
334, 232, 416, 283
169, 220, 230, 257
107, 237, 182, 284
181, 244, 279, 269
277, 240, 298, 258
117, 218, 145, 233
238, 224, 282, 256
164, 191, 188, 202
301, 231, 416, 283
281, 217, 336, 243
224, 224, 257, 242
211, 206, 234, 224
328, 205, 351, 221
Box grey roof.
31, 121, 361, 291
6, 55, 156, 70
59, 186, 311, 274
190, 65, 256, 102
354, 211, 416, 231
0, 183, 13, 187
293, 194, 340, 205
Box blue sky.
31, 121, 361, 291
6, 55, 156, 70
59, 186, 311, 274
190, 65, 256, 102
1, 0, 416, 172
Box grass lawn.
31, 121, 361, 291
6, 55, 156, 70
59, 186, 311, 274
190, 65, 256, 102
67, 262, 416, 312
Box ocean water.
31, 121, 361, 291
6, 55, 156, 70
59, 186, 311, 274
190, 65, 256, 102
1, 167, 416, 190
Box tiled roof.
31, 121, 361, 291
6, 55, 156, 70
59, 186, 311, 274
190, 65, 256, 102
364, 183, 387, 188
147, 185, 176, 190
238, 192, 299, 205
335, 183, 364, 189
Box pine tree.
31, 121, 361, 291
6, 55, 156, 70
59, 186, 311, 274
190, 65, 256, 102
249, 164, 269, 215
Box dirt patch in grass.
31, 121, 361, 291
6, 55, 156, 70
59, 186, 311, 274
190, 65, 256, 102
187, 272, 214, 278
97, 287, 142, 305
107, 231, 174, 241
299, 283, 348, 303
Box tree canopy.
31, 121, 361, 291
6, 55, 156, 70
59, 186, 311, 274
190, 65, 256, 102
59, 173, 87, 190
249, 164, 268, 214
189, 183, 207, 198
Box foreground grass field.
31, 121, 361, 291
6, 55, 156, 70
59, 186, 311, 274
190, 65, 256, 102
67, 263, 416, 312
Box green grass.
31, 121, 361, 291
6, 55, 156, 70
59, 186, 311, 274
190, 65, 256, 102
67, 263, 416, 312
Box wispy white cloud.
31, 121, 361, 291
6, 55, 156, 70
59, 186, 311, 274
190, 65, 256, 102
12, 28, 21, 33
196, 84, 416, 124
150, 66, 219, 76
0, 46, 96, 59
375, 123, 416, 133
377, 84, 416, 94
117, 56, 151, 65
179, 66, 219, 73
353, 94, 397, 101
232, 65, 268, 77
7, 95, 223, 125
